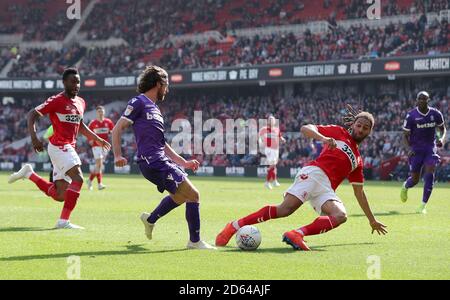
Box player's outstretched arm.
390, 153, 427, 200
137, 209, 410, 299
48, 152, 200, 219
300, 124, 337, 149
27, 109, 44, 152
164, 142, 199, 171
436, 124, 446, 148
80, 122, 111, 151
352, 184, 388, 235
111, 118, 130, 167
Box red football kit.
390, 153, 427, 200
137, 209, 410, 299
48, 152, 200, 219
35, 92, 86, 147
259, 126, 281, 149
88, 118, 114, 147
308, 125, 364, 190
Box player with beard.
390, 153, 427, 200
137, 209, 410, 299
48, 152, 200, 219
112, 66, 216, 250
216, 111, 387, 250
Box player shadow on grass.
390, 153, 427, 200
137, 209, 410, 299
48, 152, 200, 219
0, 227, 57, 232
349, 211, 419, 217
0, 244, 188, 262
222, 242, 375, 253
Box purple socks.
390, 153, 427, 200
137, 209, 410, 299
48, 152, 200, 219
422, 173, 434, 204
186, 202, 200, 243
147, 196, 179, 224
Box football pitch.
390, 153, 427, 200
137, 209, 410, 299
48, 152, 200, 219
0, 172, 449, 280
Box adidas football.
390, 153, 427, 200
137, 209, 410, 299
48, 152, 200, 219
236, 225, 261, 250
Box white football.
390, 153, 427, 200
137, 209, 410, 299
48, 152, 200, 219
236, 225, 261, 250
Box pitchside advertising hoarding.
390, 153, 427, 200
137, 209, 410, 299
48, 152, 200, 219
1, 54, 449, 91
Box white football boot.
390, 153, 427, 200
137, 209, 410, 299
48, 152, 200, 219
187, 240, 217, 250
55, 219, 85, 229
98, 183, 106, 190
87, 179, 93, 191
264, 181, 273, 190
273, 180, 281, 187
140, 212, 155, 240
8, 164, 34, 184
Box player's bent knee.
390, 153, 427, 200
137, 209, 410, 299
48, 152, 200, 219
188, 189, 200, 202
333, 212, 347, 225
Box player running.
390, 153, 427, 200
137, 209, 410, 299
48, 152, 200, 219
259, 115, 286, 189
400, 91, 446, 214
87, 106, 115, 191
8, 68, 111, 229
216, 111, 387, 250
112, 65, 216, 250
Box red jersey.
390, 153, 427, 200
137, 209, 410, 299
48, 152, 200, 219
35, 92, 86, 147
259, 126, 281, 149
88, 118, 114, 146
308, 125, 364, 190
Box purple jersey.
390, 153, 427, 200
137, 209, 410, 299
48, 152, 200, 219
403, 107, 444, 151
121, 94, 167, 164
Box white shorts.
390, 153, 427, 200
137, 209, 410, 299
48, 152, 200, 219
264, 147, 279, 165
285, 166, 342, 215
92, 146, 109, 160
48, 143, 81, 183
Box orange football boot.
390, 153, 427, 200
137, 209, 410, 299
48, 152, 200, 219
282, 230, 311, 251
215, 223, 237, 247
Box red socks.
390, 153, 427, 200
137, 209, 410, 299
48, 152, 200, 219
266, 168, 277, 182
89, 173, 102, 184
89, 173, 96, 181
266, 167, 277, 182
237, 206, 278, 228
60, 181, 83, 220
29, 173, 58, 201
299, 216, 339, 236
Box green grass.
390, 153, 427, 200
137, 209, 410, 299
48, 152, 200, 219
0, 172, 449, 280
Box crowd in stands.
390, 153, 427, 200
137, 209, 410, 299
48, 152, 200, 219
1, 0, 79, 40
1, 90, 448, 181
5, 16, 449, 76
7, 45, 85, 78
2, 0, 450, 76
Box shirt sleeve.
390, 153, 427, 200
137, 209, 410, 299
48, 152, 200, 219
316, 125, 345, 139
88, 120, 95, 131
435, 110, 444, 127
35, 96, 58, 116
121, 97, 144, 124
108, 119, 115, 131
402, 113, 413, 131
348, 164, 364, 185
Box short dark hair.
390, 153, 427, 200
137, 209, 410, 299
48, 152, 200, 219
62, 68, 79, 81
137, 66, 168, 93
96, 105, 105, 111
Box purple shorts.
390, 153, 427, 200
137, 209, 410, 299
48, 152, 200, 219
139, 160, 187, 194
409, 148, 440, 173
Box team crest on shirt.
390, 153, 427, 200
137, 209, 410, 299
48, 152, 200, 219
298, 174, 308, 180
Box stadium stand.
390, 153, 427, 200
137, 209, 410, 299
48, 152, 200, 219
1, 0, 449, 76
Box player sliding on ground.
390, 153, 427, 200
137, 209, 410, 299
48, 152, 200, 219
400, 91, 446, 214
112, 65, 216, 250
8, 68, 111, 229
216, 110, 387, 250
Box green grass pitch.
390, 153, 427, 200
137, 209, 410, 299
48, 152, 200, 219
0, 172, 449, 280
